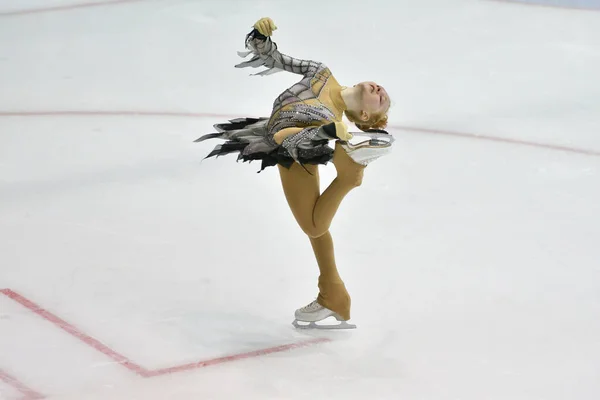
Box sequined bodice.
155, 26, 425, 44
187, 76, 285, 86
267, 68, 339, 135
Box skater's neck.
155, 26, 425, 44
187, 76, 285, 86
340, 86, 362, 115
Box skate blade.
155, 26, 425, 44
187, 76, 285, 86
292, 319, 357, 330
347, 140, 391, 150
346, 131, 395, 146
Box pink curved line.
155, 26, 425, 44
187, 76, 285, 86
489, 0, 600, 11
1, 109, 598, 157
395, 124, 600, 157
0, 0, 145, 17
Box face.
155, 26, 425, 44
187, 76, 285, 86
356, 81, 390, 121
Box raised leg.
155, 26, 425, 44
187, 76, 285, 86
277, 142, 365, 239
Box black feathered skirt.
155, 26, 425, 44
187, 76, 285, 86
195, 118, 334, 172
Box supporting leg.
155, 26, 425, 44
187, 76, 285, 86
310, 231, 351, 320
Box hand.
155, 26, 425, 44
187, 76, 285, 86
253, 17, 277, 36
334, 121, 352, 141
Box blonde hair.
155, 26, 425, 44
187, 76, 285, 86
344, 105, 390, 132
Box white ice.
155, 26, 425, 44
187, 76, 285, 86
1, 0, 599, 399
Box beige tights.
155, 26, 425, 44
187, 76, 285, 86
277, 142, 365, 320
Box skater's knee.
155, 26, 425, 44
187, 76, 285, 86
301, 223, 328, 239
303, 227, 327, 239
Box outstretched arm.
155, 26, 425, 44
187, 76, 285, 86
235, 17, 325, 77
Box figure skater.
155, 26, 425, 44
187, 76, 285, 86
196, 17, 394, 329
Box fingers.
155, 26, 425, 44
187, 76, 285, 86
264, 18, 277, 35
260, 20, 271, 36
254, 17, 277, 36
334, 122, 352, 141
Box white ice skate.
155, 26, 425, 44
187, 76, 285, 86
292, 300, 356, 330
340, 130, 395, 166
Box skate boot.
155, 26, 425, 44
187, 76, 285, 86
292, 300, 356, 330
340, 130, 395, 166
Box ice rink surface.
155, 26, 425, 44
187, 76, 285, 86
1, 0, 599, 399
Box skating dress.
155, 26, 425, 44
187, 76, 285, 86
196, 27, 350, 172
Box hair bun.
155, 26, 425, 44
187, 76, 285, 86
344, 110, 389, 132
356, 115, 388, 132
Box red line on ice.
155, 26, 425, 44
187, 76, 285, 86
0, 0, 145, 17
144, 338, 330, 377
0, 288, 330, 380
0, 368, 44, 400
0, 289, 147, 376
1, 109, 598, 157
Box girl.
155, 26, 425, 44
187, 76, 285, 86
196, 17, 394, 329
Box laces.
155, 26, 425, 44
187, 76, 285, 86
299, 300, 321, 312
